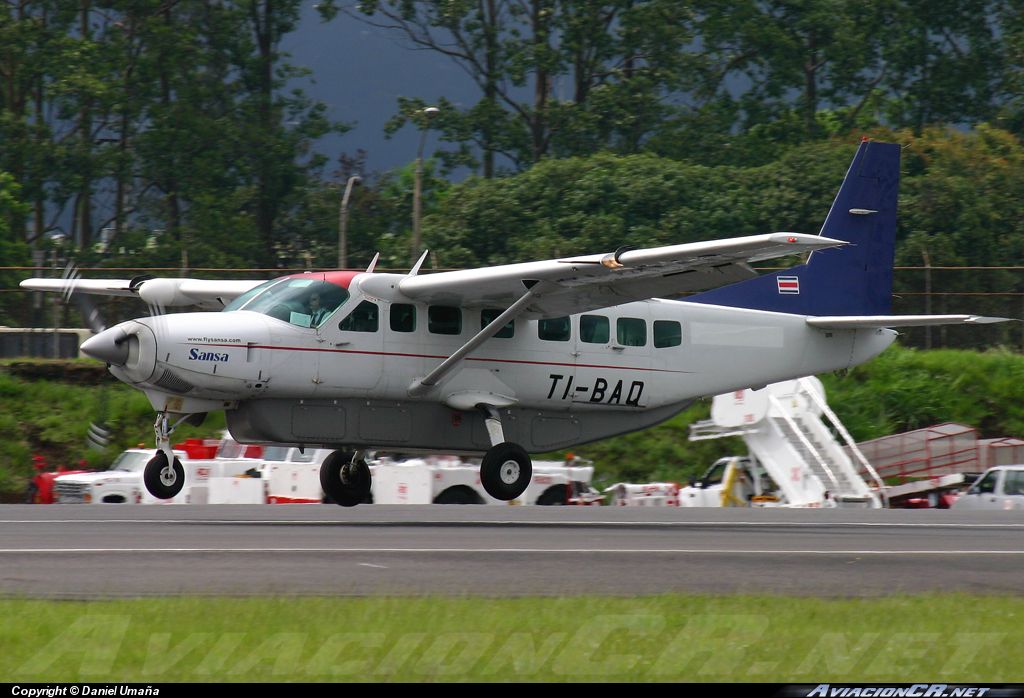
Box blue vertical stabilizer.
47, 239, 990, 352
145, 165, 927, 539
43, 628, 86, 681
688, 140, 900, 316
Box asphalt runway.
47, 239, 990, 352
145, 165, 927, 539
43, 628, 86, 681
1, 504, 1022, 598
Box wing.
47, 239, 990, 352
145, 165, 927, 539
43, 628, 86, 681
20, 277, 266, 310
391, 233, 844, 317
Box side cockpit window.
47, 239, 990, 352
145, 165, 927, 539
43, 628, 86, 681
339, 300, 380, 332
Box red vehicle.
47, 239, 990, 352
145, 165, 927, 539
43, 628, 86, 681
26, 455, 93, 504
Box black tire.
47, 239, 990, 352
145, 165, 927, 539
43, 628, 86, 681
434, 486, 484, 505
320, 451, 371, 507
480, 443, 532, 501
144, 451, 185, 500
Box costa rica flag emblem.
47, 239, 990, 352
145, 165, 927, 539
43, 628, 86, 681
777, 276, 800, 294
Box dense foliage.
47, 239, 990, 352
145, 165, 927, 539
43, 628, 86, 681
2, 2, 1023, 303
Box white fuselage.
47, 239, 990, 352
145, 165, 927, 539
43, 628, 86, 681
105, 272, 896, 429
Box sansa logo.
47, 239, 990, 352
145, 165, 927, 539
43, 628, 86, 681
189, 348, 229, 362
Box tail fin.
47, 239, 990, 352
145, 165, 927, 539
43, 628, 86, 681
688, 139, 900, 316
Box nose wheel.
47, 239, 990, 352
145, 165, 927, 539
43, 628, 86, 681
143, 450, 185, 500
320, 450, 372, 507
144, 411, 191, 500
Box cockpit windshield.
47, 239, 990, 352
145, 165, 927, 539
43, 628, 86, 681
222, 276, 350, 328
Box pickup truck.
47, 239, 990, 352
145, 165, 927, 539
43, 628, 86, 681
53, 448, 191, 504
951, 465, 1024, 511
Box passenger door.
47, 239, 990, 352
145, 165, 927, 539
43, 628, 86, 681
317, 297, 384, 391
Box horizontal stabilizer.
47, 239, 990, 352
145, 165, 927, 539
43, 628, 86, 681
806, 315, 1013, 329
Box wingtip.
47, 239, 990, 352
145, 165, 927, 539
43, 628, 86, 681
967, 316, 1017, 324
769, 232, 848, 247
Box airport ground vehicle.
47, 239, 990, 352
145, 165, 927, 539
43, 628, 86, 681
616, 376, 992, 509
26, 455, 93, 504
261, 446, 334, 503
371, 454, 601, 505
951, 466, 1024, 511
54, 448, 193, 504
684, 377, 883, 508
53, 437, 255, 504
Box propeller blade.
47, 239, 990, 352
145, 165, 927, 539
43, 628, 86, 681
61, 261, 109, 334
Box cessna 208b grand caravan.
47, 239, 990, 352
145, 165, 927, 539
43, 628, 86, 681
21, 140, 1007, 506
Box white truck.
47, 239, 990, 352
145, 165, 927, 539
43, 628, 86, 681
676, 456, 784, 507
372, 455, 601, 505
606, 457, 782, 507
951, 465, 1024, 511
260, 446, 334, 504
54, 437, 264, 505
53, 448, 195, 504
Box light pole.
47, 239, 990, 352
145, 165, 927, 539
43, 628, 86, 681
412, 106, 440, 263
338, 175, 361, 269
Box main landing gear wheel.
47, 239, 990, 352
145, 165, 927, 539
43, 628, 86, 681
480, 443, 532, 501
144, 450, 185, 499
320, 451, 372, 507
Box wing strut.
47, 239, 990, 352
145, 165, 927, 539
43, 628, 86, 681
408, 281, 543, 398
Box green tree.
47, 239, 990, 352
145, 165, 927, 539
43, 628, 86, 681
291, 151, 452, 271
0, 170, 30, 323
422, 139, 855, 266
654, 1, 1014, 165
425, 126, 1024, 350
1, 1, 341, 273
334, 0, 695, 175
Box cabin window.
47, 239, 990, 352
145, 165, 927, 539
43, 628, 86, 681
390, 303, 416, 333
538, 317, 571, 342
580, 315, 609, 344
480, 309, 514, 338
653, 320, 682, 348
429, 306, 462, 335
617, 317, 647, 346
338, 300, 379, 332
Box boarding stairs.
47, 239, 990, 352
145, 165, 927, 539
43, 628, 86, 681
690, 377, 884, 508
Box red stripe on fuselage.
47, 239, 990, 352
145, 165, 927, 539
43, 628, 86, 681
189, 343, 689, 374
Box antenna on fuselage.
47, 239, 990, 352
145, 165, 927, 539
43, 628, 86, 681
408, 249, 429, 277
365, 252, 380, 273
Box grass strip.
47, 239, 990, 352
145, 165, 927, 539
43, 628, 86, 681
1, 594, 1021, 682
